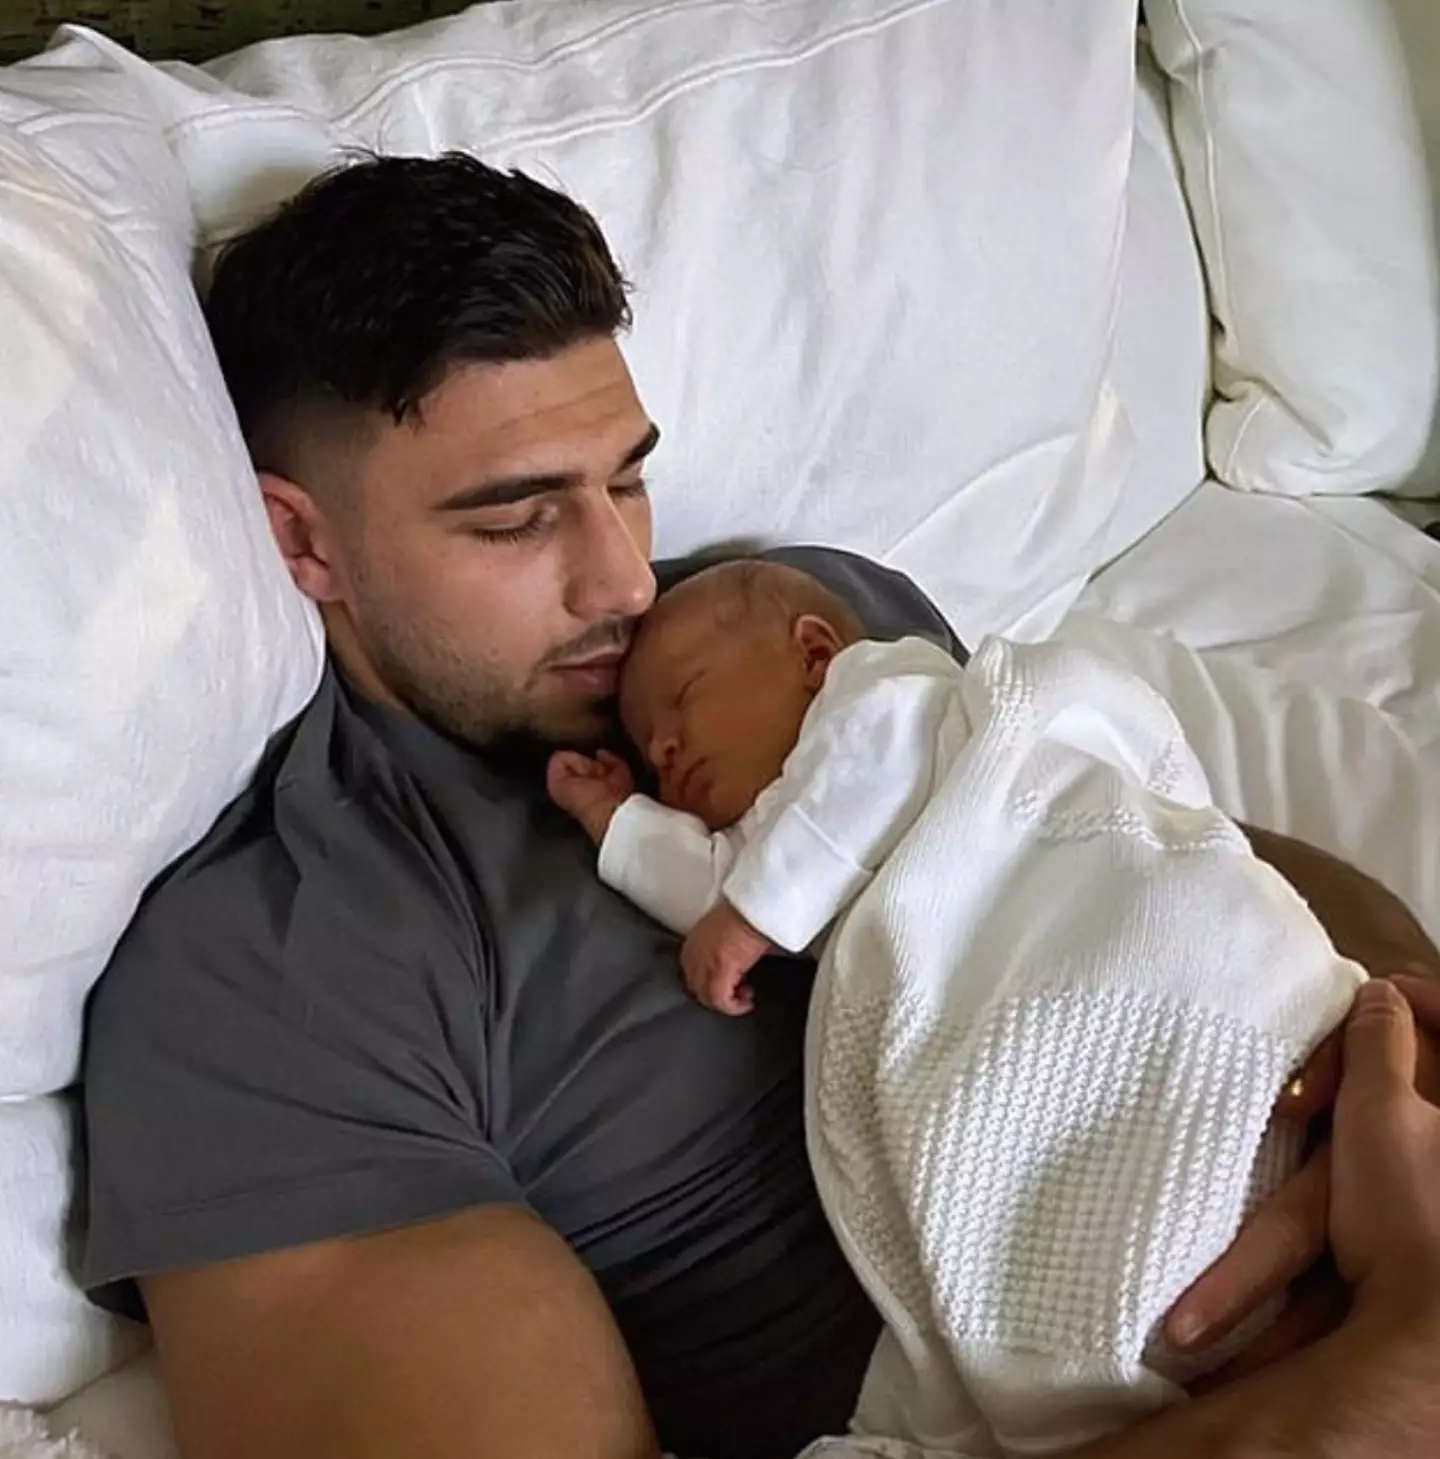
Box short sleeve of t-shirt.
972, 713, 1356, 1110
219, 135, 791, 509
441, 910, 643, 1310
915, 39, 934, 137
82, 681, 522, 1318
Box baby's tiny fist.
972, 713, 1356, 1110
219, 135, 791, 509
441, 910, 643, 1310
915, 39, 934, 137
547, 750, 630, 846
546, 750, 591, 809
592, 748, 636, 801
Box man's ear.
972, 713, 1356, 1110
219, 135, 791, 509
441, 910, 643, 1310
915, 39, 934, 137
794, 613, 843, 690
260, 472, 344, 604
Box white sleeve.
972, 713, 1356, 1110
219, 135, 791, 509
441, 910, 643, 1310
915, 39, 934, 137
597, 794, 744, 934
724, 663, 956, 954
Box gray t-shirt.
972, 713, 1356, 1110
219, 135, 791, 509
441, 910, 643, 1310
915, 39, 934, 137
82, 546, 964, 1459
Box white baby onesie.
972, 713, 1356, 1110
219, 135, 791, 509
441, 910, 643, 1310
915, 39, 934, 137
599, 636, 970, 953
599, 634, 1364, 1459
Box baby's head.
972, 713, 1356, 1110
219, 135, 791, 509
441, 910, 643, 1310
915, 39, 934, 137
619, 560, 864, 829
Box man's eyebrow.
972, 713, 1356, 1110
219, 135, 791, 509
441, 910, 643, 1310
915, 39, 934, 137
434, 423, 661, 513
620, 422, 662, 470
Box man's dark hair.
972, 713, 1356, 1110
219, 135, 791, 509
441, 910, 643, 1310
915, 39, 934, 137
205, 152, 632, 485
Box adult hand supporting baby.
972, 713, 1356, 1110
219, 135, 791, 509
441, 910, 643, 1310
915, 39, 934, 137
681, 901, 775, 1015
1328, 979, 1440, 1306
1159, 823, 1440, 1370
1165, 966, 1440, 1372
1071, 978, 1440, 1459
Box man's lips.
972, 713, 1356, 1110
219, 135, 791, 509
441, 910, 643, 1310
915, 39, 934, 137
548, 650, 625, 695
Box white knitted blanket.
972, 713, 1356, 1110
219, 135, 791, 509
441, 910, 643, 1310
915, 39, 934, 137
805, 638, 1364, 1458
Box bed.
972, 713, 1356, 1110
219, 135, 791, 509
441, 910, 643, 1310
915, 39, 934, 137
0, 1, 1437, 1456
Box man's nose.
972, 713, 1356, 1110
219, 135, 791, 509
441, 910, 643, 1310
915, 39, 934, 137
567, 496, 655, 623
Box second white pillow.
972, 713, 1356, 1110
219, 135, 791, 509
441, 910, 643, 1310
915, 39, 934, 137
1146, 0, 1438, 499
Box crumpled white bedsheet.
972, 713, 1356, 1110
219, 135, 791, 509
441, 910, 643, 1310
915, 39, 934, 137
1069, 486, 1440, 942
0, 1405, 116, 1459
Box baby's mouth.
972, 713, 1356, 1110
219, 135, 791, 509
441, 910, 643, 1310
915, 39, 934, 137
674, 758, 710, 808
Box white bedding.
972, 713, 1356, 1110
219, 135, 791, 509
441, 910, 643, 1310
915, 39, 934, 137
2, 0, 1437, 1453
1068, 485, 1440, 940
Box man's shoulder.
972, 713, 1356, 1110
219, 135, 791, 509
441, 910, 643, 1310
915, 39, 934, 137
658, 545, 967, 663
141, 671, 348, 903
109, 670, 475, 991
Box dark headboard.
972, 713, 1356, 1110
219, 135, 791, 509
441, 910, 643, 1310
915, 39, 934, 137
1, 0, 472, 65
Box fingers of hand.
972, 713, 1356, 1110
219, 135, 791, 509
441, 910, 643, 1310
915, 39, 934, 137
548, 750, 595, 783
1383, 976, 1440, 1105
1342, 980, 1419, 1108
1185, 1264, 1348, 1394
1390, 972, 1440, 1034
1336, 972, 1440, 1108
545, 755, 582, 805
594, 749, 631, 785
682, 948, 709, 1001
713, 966, 754, 1017
1275, 1032, 1341, 1122
1165, 1149, 1330, 1351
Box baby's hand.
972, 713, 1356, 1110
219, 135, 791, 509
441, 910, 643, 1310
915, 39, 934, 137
682, 901, 775, 1016
547, 749, 635, 844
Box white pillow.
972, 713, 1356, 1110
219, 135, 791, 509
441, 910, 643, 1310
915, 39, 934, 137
1145, 0, 1439, 497
0, 46, 320, 1403
75, 0, 1143, 646
0, 56, 322, 1097
0, 1098, 143, 1406
1091, 37, 1209, 569
1391, 0, 1440, 496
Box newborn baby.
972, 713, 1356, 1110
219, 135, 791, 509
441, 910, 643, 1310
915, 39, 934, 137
549, 558, 898, 1012
548, 559, 1367, 1458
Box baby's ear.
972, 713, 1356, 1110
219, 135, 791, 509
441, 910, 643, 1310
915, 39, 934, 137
794, 614, 842, 689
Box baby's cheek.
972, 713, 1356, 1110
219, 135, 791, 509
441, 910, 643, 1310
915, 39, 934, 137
615, 689, 652, 759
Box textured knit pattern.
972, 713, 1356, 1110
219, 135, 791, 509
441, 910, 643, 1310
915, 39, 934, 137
880, 988, 1295, 1357
806, 636, 1365, 1457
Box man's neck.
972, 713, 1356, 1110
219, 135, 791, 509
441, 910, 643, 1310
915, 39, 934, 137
321, 602, 406, 712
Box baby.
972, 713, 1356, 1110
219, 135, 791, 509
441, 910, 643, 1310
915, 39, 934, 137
548, 560, 1365, 1457
548, 558, 890, 1012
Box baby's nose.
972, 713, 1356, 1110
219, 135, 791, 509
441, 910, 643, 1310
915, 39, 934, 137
647, 726, 679, 770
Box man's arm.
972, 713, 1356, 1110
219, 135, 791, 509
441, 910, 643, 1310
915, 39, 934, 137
1163, 824, 1439, 1358
1241, 823, 1438, 971
1082, 979, 1440, 1459
144, 1205, 659, 1459
1069, 1310, 1440, 1459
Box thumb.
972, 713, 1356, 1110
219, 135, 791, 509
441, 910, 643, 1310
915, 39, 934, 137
1341, 980, 1418, 1108
545, 750, 586, 790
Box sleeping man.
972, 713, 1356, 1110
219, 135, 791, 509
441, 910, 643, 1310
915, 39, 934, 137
79, 154, 1440, 1459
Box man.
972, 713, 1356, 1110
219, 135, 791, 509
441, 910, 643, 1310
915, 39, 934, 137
81, 155, 1439, 1459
